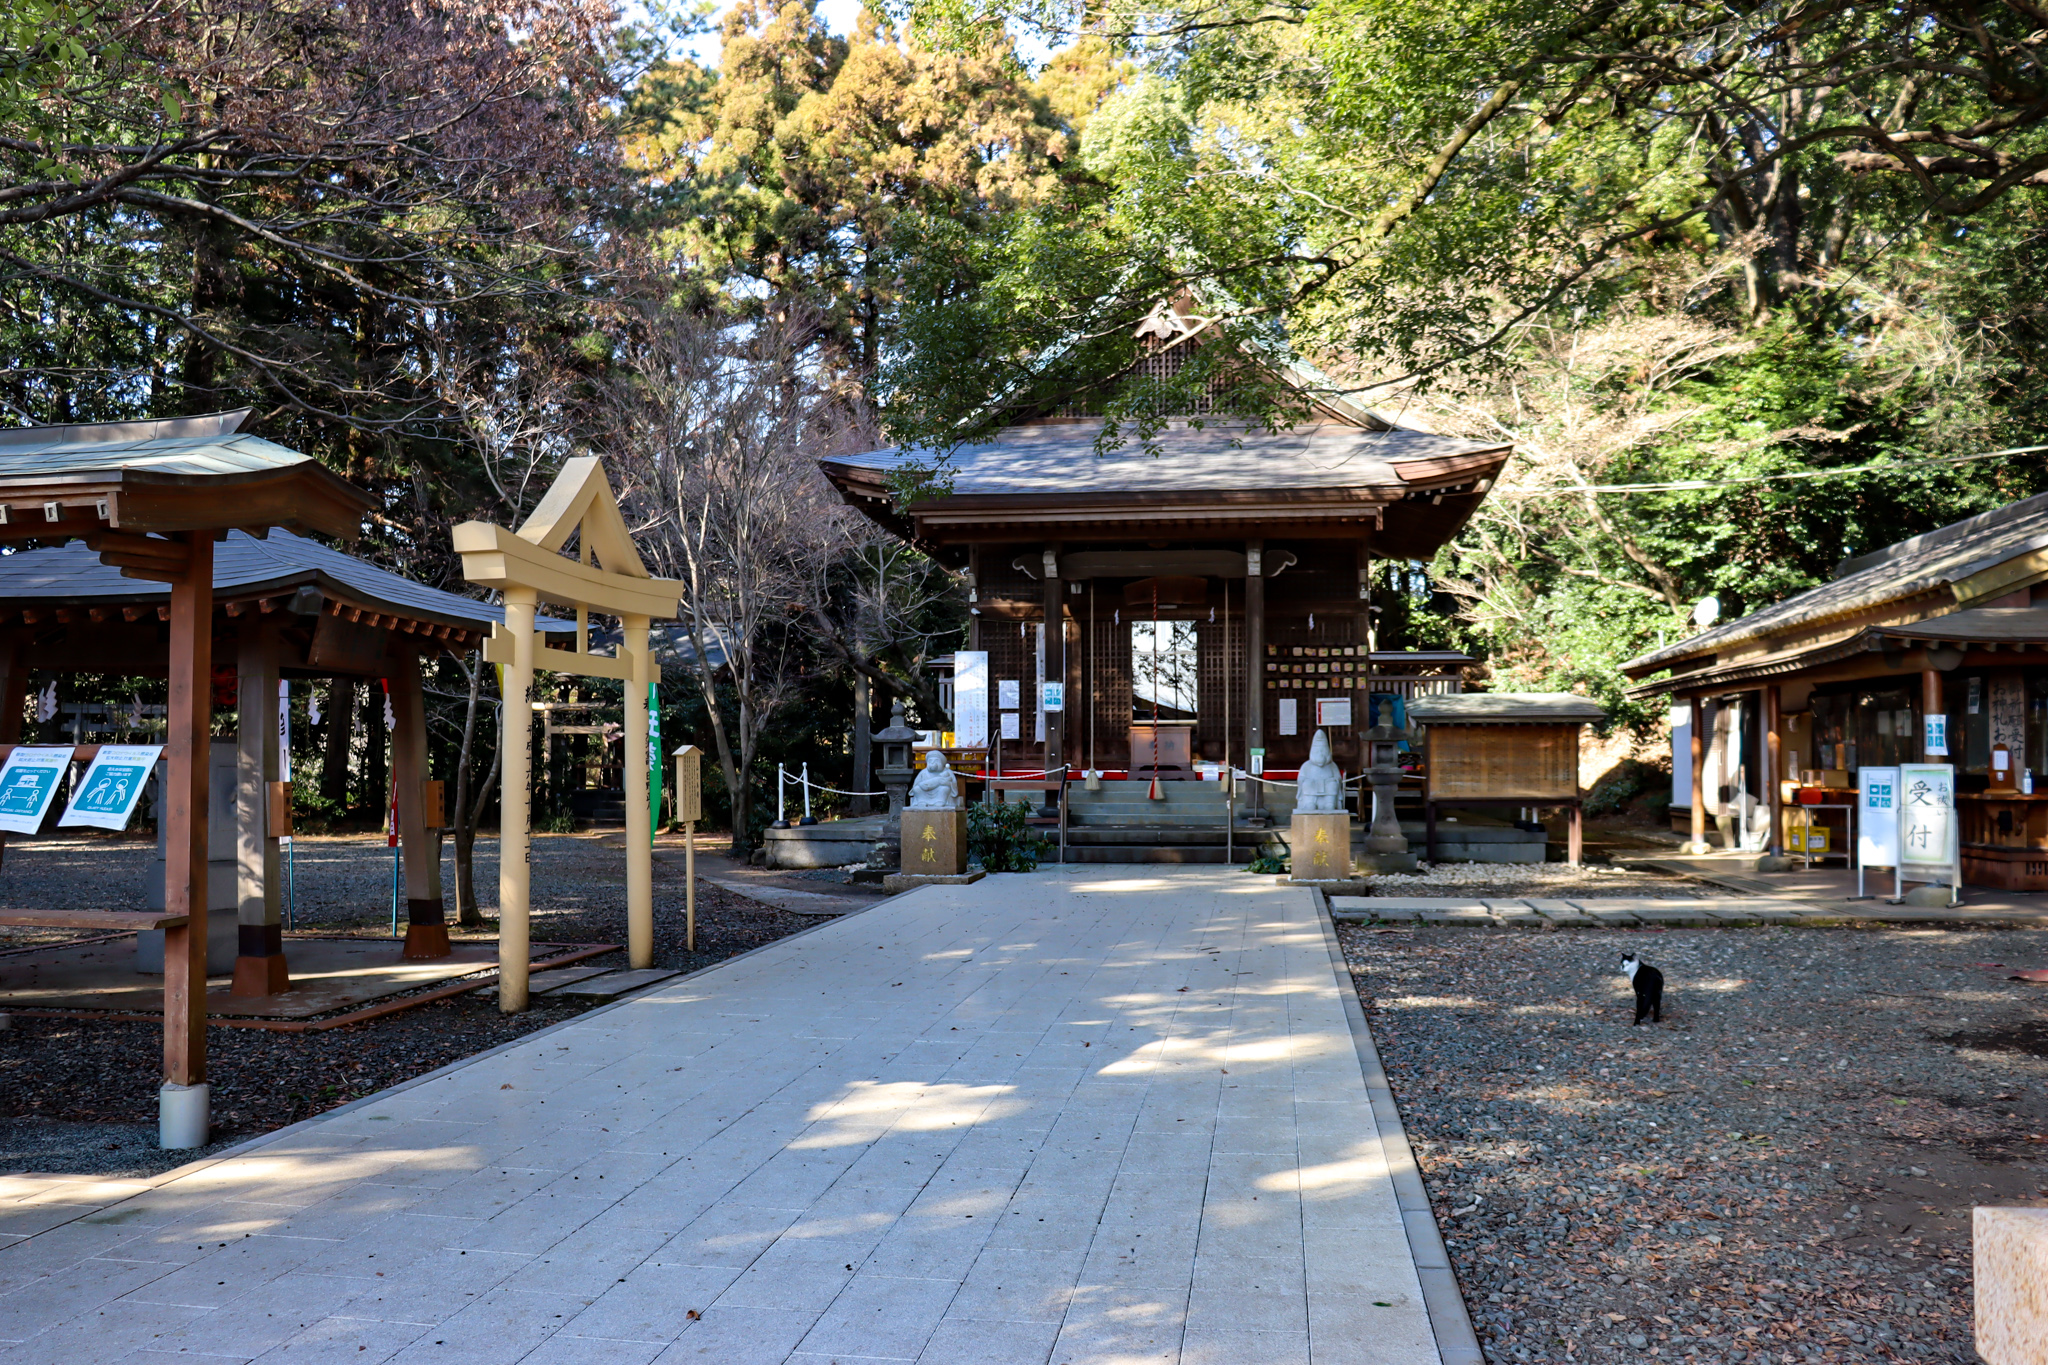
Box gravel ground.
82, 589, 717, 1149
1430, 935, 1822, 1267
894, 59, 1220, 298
0, 833, 831, 1176
1340, 924, 2048, 1363
1365, 861, 1712, 900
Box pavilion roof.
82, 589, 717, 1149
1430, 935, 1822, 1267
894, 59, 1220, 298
0, 528, 539, 640
0, 410, 370, 542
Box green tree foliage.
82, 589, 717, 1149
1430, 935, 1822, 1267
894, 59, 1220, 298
626, 0, 1084, 386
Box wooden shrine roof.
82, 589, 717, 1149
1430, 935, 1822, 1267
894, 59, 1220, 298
1407, 693, 1607, 725
1624, 491, 2048, 682
821, 419, 1510, 555
0, 410, 370, 542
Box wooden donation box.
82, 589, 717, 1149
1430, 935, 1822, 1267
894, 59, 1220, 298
1290, 812, 1352, 881
903, 808, 967, 876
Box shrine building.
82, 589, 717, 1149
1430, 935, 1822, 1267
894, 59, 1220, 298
818, 322, 1513, 802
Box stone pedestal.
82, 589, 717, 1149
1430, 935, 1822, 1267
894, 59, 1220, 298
903, 808, 967, 877
1977, 1206, 2048, 1364
1288, 812, 1352, 883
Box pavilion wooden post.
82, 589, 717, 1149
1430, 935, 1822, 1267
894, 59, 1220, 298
498, 589, 537, 1013
160, 531, 214, 1148
1245, 541, 1266, 816
391, 645, 449, 959
1764, 684, 1783, 857
0, 642, 23, 869
232, 619, 288, 996
624, 613, 653, 969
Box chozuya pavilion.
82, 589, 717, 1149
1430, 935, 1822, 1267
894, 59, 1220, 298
819, 307, 1513, 858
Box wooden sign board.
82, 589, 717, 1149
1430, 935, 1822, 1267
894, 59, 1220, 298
1425, 723, 1579, 801
672, 745, 702, 823
421, 779, 446, 829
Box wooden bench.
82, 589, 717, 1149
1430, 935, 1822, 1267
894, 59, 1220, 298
0, 910, 186, 931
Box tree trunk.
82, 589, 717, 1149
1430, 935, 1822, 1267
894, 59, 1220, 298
320, 679, 353, 803
851, 671, 872, 815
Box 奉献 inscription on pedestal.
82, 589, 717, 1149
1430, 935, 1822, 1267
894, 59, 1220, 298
1289, 811, 1353, 883
902, 807, 967, 877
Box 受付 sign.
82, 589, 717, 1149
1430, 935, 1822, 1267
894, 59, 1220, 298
1898, 763, 1956, 869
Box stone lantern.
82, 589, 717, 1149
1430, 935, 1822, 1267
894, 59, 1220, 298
1357, 722, 1418, 873
871, 700, 920, 867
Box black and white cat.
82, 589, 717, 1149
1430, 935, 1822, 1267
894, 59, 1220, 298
1619, 953, 1664, 1025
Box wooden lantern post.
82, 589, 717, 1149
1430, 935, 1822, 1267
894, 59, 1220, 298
453, 459, 682, 1011
673, 744, 702, 951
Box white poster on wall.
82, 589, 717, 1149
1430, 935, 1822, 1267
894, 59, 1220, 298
1316, 697, 1353, 728
1000, 712, 1020, 740
998, 679, 1020, 710
1278, 698, 1298, 737
1857, 767, 1900, 868
953, 651, 989, 748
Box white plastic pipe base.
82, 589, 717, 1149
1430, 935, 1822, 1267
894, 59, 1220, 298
159, 1082, 210, 1150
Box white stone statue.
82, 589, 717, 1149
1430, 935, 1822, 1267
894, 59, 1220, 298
908, 750, 960, 810
1294, 730, 1346, 814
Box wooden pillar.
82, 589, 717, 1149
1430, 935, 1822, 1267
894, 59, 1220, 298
1764, 684, 1783, 857
1245, 542, 1266, 811
1923, 668, 1944, 760
391, 645, 448, 960
231, 620, 288, 996
1688, 694, 1707, 853
1041, 547, 1064, 800
1356, 543, 1373, 757
499, 588, 536, 1013
968, 548, 983, 654
623, 613, 653, 970
1567, 802, 1583, 867
161, 531, 213, 1141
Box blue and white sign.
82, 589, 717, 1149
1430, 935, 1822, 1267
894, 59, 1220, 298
0, 746, 72, 834
1041, 681, 1064, 713
59, 744, 163, 830
1924, 714, 1948, 757
1857, 767, 1900, 868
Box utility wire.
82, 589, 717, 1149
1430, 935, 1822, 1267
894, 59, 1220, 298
1493, 444, 2048, 497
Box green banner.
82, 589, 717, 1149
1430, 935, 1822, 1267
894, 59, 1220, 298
648, 682, 662, 842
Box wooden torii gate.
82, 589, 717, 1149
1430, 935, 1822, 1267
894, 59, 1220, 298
454, 459, 681, 1012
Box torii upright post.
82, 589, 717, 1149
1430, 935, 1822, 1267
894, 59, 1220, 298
454, 459, 682, 1011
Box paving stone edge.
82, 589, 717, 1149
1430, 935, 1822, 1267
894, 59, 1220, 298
1310, 886, 1483, 1365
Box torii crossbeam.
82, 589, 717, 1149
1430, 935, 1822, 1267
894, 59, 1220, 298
454, 459, 682, 1011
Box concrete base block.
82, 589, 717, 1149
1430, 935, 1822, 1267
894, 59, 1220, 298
1754, 855, 1802, 873
1977, 1206, 2048, 1364
883, 870, 986, 893
1290, 878, 1372, 897
1903, 883, 1959, 908
160, 1082, 209, 1150
1353, 851, 1418, 874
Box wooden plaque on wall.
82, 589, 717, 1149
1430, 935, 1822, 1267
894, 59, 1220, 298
1425, 724, 1578, 801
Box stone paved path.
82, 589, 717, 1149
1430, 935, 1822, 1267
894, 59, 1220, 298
0, 868, 1435, 1365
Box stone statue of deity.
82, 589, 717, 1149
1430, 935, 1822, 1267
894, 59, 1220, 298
907, 749, 960, 810
1294, 730, 1346, 814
